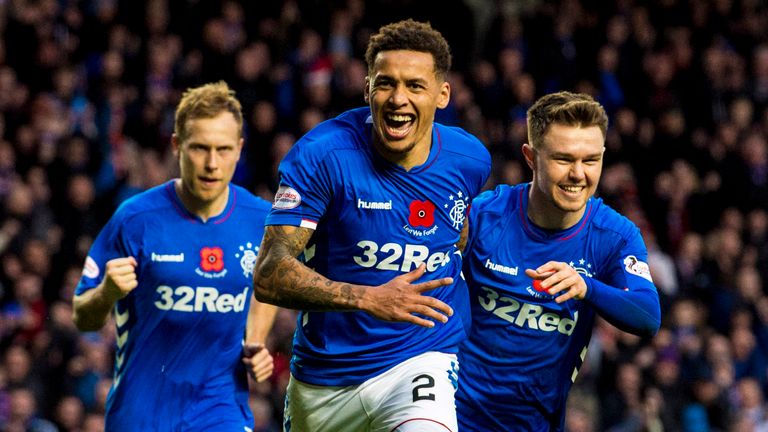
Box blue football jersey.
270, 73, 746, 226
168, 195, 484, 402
266, 107, 491, 385
76, 181, 271, 432
457, 183, 660, 432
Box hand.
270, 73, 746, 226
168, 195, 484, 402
242, 343, 274, 382
103, 257, 138, 301
525, 261, 587, 304
362, 264, 454, 328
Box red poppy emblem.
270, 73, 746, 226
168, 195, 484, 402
408, 200, 436, 228
532, 272, 554, 293
200, 247, 224, 272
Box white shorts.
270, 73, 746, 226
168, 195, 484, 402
283, 351, 459, 432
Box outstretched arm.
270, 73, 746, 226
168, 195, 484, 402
253, 225, 454, 328
581, 277, 660, 338
527, 262, 661, 338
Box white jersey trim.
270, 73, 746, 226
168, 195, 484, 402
300, 219, 317, 230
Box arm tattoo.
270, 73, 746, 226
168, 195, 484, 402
253, 225, 363, 311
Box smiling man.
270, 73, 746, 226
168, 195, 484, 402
253, 20, 491, 432
456, 91, 661, 431
72, 82, 276, 431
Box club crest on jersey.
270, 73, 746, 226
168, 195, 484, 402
404, 199, 438, 236
196, 246, 228, 278
624, 255, 653, 282
570, 258, 594, 278
235, 242, 259, 279
443, 191, 469, 229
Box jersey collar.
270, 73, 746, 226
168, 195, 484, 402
165, 180, 237, 225
365, 115, 443, 174
518, 183, 593, 242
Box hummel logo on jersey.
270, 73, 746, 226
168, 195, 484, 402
357, 198, 392, 210
485, 259, 518, 275
115, 306, 129, 327
151, 252, 184, 263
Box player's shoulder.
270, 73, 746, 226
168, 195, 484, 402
113, 181, 175, 221
289, 107, 369, 160
231, 184, 271, 214
589, 197, 642, 240
472, 183, 525, 215
435, 122, 491, 166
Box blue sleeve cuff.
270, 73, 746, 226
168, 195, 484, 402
584, 277, 661, 338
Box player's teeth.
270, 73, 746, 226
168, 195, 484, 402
388, 114, 411, 122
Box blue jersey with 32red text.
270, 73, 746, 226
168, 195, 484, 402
266, 107, 491, 386
76, 181, 271, 432
457, 183, 661, 432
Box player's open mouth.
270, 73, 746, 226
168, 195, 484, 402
559, 185, 584, 195
383, 113, 414, 139
199, 178, 219, 187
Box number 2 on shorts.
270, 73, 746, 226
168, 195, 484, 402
411, 374, 436, 402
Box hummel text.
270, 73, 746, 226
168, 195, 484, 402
358, 198, 392, 210
152, 253, 184, 262
485, 259, 518, 275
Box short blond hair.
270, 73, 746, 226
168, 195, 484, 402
527, 91, 608, 149
174, 81, 243, 142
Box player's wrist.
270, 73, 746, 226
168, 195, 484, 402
349, 284, 374, 312
581, 278, 594, 301
101, 282, 126, 304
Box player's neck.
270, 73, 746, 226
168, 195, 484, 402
174, 179, 229, 223
526, 191, 585, 231
372, 139, 430, 171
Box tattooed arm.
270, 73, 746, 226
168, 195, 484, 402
253, 225, 455, 328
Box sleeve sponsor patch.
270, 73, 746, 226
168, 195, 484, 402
82, 256, 100, 279
623, 255, 653, 282
273, 185, 301, 209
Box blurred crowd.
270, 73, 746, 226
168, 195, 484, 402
0, 0, 766, 430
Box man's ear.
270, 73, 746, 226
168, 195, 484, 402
236, 137, 244, 162
364, 76, 371, 103
171, 134, 181, 157
436, 81, 450, 109
522, 143, 535, 171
